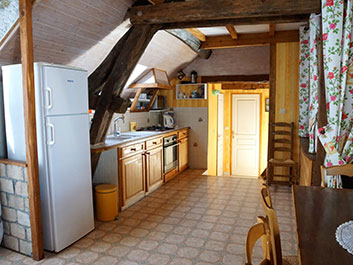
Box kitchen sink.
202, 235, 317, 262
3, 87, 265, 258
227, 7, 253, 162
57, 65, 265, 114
106, 135, 137, 140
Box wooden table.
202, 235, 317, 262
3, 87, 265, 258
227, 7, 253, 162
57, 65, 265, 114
293, 186, 353, 265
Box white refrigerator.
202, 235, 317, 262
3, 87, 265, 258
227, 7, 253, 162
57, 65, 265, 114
2, 63, 94, 252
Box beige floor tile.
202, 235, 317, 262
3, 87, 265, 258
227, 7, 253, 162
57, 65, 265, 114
1, 169, 298, 265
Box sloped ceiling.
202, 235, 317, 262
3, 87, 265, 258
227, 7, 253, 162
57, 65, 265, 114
0, 0, 198, 77
138, 30, 198, 77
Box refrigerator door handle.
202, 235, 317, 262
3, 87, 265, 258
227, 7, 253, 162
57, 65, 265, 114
45, 87, 53, 110
47, 123, 55, 145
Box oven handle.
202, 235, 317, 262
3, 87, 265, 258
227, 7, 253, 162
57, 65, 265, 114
164, 143, 179, 149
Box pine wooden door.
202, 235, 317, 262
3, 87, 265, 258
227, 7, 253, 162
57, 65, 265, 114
178, 137, 189, 172
121, 153, 145, 208
146, 146, 163, 193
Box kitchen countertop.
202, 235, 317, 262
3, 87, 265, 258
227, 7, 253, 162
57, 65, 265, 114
91, 127, 190, 153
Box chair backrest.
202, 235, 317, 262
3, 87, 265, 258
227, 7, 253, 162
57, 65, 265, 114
260, 185, 283, 265
269, 122, 294, 160
320, 164, 353, 187
245, 216, 271, 265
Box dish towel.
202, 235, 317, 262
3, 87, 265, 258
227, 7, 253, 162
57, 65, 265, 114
336, 220, 353, 255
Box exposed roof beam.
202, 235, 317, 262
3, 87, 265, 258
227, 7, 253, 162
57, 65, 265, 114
201, 74, 269, 83
269, 24, 275, 36
186, 28, 206, 42
225, 25, 238, 40
130, 0, 320, 28
201, 30, 299, 49
222, 82, 269, 90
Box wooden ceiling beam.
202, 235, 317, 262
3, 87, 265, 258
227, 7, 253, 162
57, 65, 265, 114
130, 0, 320, 27
222, 82, 269, 90
269, 24, 275, 36
201, 74, 269, 83
161, 15, 310, 30
201, 30, 299, 49
185, 28, 206, 42
225, 24, 238, 39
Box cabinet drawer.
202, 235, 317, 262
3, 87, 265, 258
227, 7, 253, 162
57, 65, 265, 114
178, 129, 189, 140
146, 137, 163, 150
121, 142, 145, 158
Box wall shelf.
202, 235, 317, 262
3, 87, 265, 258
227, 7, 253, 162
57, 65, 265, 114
176, 83, 207, 100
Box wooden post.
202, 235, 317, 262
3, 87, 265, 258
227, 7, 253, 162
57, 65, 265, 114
266, 43, 277, 184
19, 0, 44, 260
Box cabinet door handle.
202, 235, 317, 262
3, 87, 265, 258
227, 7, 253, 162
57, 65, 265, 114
145, 152, 150, 155
153, 142, 158, 144
130, 148, 136, 151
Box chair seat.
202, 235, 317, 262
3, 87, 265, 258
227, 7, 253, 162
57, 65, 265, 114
283, 256, 299, 265
269, 158, 297, 166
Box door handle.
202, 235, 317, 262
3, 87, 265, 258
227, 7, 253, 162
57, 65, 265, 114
47, 123, 55, 145
45, 87, 53, 110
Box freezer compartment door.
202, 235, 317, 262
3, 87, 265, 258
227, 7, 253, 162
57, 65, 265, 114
45, 114, 94, 252
43, 66, 88, 116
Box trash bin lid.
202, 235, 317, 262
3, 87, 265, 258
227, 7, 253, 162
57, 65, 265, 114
95, 184, 117, 193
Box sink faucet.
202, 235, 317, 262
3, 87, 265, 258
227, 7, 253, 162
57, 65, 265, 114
113, 116, 125, 137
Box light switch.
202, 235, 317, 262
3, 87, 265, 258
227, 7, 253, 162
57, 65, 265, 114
280, 108, 286, 114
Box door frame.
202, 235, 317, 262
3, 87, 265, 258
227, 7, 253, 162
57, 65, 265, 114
231, 93, 261, 177
217, 93, 224, 176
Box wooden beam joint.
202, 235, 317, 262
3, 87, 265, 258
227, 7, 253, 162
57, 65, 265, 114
226, 24, 238, 39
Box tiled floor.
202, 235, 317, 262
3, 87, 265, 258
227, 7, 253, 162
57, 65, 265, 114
0, 169, 297, 265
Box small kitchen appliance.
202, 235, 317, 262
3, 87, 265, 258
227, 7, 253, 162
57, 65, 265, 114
163, 114, 175, 129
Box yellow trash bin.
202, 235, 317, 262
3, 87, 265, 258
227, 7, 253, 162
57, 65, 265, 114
94, 184, 118, 221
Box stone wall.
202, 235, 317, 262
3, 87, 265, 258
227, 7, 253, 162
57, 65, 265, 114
0, 162, 32, 256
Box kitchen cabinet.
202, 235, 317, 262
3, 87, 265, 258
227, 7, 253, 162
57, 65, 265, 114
95, 128, 189, 210
118, 137, 163, 208
146, 146, 163, 194
178, 137, 189, 172
119, 144, 146, 209
128, 68, 172, 112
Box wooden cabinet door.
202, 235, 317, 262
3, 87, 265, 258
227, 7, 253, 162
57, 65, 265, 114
146, 146, 163, 193
178, 137, 189, 172
120, 153, 145, 208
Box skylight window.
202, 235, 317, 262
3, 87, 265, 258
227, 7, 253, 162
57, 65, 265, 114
0, 0, 19, 42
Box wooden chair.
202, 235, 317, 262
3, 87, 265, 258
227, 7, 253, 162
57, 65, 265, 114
245, 216, 271, 265
320, 164, 353, 188
259, 185, 298, 265
266, 122, 298, 186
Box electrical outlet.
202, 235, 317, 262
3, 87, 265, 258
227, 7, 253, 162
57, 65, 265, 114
280, 108, 286, 114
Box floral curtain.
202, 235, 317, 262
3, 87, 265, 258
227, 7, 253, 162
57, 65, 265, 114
308, 15, 321, 153
298, 15, 321, 153
319, 0, 353, 188
298, 26, 310, 137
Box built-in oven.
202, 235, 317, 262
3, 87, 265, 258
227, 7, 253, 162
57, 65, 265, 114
163, 134, 178, 173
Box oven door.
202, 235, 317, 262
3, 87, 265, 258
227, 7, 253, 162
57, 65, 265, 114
164, 143, 178, 173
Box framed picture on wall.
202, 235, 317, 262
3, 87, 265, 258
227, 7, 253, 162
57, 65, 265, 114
265, 98, 270, 112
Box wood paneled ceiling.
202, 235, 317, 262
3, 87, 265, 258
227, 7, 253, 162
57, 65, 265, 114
0, 0, 305, 77
0, 0, 133, 73
0, 0, 198, 76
